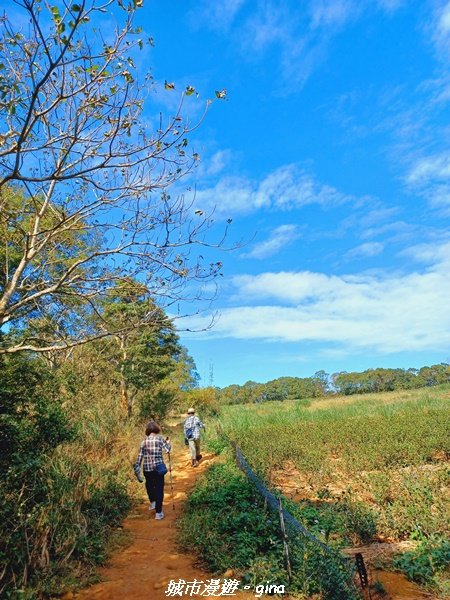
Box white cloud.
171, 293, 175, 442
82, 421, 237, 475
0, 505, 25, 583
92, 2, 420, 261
406, 152, 450, 213
243, 224, 300, 259
359, 207, 400, 226
438, 1, 450, 34
193, 176, 254, 216
194, 164, 353, 215
310, 0, 355, 30
184, 242, 450, 354
425, 184, 450, 212
430, 1, 450, 59
242, 3, 292, 53
419, 75, 450, 106
407, 151, 450, 185
399, 239, 450, 265
345, 241, 384, 259
341, 206, 400, 236
197, 150, 234, 178
189, 0, 247, 31
359, 220, 416, 242
190, 0, 405, 90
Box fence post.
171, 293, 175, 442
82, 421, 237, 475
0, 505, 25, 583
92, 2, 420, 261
278, 498, 292, 583
355, 552, 372, 600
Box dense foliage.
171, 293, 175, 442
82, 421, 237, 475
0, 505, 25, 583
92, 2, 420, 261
178, 461, 359, 600
0, 354, 132, 598
214, 386, 450, 595
393, 537, 450, 586
0, 0, 227, 355
0, 274, 198, 598
217, 363, 450, 404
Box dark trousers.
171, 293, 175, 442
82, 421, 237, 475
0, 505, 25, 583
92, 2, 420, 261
144, 470, 165, 513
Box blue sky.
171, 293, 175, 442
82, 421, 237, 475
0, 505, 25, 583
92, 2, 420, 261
137, 0, 450, 387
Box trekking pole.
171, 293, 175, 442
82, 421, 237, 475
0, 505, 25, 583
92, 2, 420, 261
167, 450, 175, 511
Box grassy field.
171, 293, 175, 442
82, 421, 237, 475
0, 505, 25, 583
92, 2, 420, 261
214, 384, 450, 594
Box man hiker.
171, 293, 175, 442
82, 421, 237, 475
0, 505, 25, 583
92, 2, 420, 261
183, 407, 205, 467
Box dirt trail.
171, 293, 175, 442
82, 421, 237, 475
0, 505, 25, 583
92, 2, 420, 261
73, 447, 250, 600
70, 442, 437, 600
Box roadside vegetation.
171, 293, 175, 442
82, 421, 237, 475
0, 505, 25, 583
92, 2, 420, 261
0, 352, 133, 599
207, 385, 449, 597
0, 325, 200, 599
178, 459, 360, 599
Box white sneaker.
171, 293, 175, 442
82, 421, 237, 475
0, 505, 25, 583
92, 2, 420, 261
149, 501, 156, 511
155, 511, 165, 520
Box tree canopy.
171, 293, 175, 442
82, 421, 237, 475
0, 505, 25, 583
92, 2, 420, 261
0, 0, 227, 354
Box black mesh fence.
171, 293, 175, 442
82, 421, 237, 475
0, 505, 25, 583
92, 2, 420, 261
230, 440, 353, 566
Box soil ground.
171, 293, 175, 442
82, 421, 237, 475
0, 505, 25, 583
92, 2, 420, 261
67, 438, 439, 600
71, 445, 251, 600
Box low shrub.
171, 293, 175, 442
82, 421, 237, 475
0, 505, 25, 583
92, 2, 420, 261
77, 478, 131, 564
393, 536, 450, 587
286, 493, 377, 546
178, 461, 359, 599
0, 354, 134, 598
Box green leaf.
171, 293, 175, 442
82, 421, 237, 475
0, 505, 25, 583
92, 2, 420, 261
71, 3, 81, 11
122, 70, 134, 83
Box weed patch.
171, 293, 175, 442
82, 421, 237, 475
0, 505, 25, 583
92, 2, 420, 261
178, 461, 359, 599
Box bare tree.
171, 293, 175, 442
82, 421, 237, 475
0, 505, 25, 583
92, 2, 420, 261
0, 0, 227, 354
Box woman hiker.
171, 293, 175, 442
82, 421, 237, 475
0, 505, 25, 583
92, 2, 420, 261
183, 407, 205, 467
134, 420, 171, 520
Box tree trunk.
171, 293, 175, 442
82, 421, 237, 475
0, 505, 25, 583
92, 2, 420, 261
119, 336, 132, 417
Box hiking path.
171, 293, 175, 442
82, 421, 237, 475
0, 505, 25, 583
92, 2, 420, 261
71, 443, 249, 600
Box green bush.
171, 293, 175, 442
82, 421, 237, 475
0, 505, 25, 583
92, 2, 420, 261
178, 462, 279, 572
0, 354, 74, 472
77, 478, 131, 564
0, 355, 75, 595
393, 537, 450, 586
286, 493, 377, 547
0, 354, 133, 598
219, 387, 450, 545
178, 461, 359, 599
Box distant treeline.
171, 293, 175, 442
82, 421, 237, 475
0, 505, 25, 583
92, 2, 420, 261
217, 363, 450, 404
